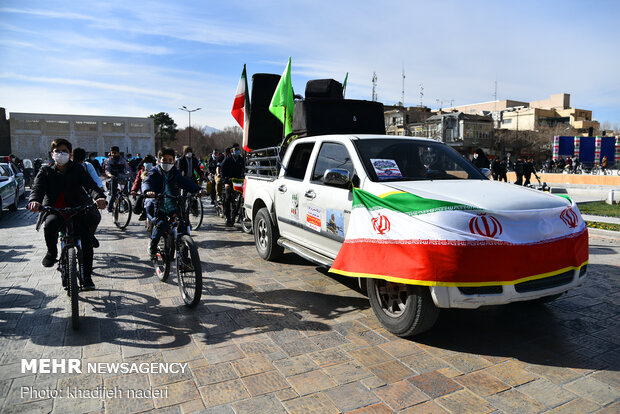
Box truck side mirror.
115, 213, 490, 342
323, 168, 350, 188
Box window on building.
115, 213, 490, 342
503, 119, 512, 124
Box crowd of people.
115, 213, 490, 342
24, 139, 246, 291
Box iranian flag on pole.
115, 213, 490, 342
330, 189, 588, 286
231, 64, 251, 151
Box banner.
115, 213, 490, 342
330, 189, 588, 286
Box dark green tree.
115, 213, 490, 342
149, 112, 178, 151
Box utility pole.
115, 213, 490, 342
419, 84, 424, 107
371, 72, 378, 102
179, 106, 201, 148
401, 67, 405, 107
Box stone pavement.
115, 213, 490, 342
0, 195, 619, 414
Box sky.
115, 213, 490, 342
1, 0, 620, 131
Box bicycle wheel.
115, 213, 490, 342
68, 247, 80, 330
176, 235, 202, 308
114, 194, 132, 229
187, 195, 203, 230
154, 236, 171, 282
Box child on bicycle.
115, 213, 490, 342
142, 147, 205, 259
27, 138, 107, 290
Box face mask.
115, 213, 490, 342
234, 150, 240, 156
113, 155, 120, 160
474, 154, 478, 159
144, 163, 153, 170
52, 151, 70, 166
186, 152, 192, 158
161, 163, 174, 172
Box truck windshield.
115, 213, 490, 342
353, 139, 485, 182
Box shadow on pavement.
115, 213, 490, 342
413, 262, 620, 371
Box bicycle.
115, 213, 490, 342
38, 203, 94, 330
182, 188, 204, 231
146, 194, 203, 308
231, 179, 252, 234
108, 176, 133, 229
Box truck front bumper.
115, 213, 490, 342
430, 266, 588, 309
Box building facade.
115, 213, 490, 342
9, 113, 155, 159
384, 106, 432, 136
442, 93, 599, 135
409, 112, 494, 152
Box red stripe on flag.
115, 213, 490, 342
231, 94, 245, 128
331, 229, 588, 285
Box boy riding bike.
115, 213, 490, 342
142, 147, 205, 258
27, 138, 107, 290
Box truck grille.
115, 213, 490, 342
458, 286, 503, 295
514, 270, 574, 293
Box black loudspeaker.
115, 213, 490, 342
293, 98, 385, 137
305, 79, 343, 99
247, 73, 283, 150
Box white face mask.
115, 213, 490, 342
52, 151, 70, 166
161, 163, 174, 172
186, 152, 192, 158
144, 163, 153, 170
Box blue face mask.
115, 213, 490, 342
144, 163, 153, 170
234, 150, 240, 156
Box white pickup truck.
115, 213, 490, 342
243, 134, 589, 336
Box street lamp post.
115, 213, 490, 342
179, 106, 201, 148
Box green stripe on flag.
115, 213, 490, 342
353, 188, 477, 216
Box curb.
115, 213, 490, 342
587, 227, 620, 240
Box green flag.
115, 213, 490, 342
343, 72, 348, 98
269, 57, 294, 137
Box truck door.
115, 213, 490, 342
299, 142, 354, 258
273, 142, 316, 241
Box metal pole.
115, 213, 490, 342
179, 106, 201, 149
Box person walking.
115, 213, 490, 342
514, 157, 524, 185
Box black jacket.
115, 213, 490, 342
29, 161, 105, 207
220, 155, 245, 180
176, 156, 203, 180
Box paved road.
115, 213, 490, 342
0, 196, 619, 413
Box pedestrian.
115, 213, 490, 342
499, 157, 508, 182
472, 148, 490, 170
601, 156, 608, 175
523, 158, 534, 186
176, 146, 203, 186
514, 158, 524, 185
490, 157, 501, 180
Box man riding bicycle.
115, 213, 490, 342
105, 146, 131, 213
220, 144, 245, 227
143, 147, 205, 259
27, 138, 107, 290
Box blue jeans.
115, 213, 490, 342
146, 202, 177, 245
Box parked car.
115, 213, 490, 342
0, 164, 19, 218
0, 162, 26, 200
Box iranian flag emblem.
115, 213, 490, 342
231, 64, 251, 151
330, 189, 588, 287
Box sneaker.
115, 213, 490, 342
82, 278, 95, 291
148, 240, 158, 259
42, 251, 57, 267
138, 211, 147, 221
225, 219, 234, 227
91, 235, 100, 248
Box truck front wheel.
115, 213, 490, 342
254, 207, 284, 261
367, 278, 439, 337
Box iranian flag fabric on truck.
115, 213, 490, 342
329, 189, 588, 286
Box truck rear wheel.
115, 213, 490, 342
367, 278, 439, 337
254, 207, 283, 261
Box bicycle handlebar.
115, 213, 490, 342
40, 204, 95, 215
